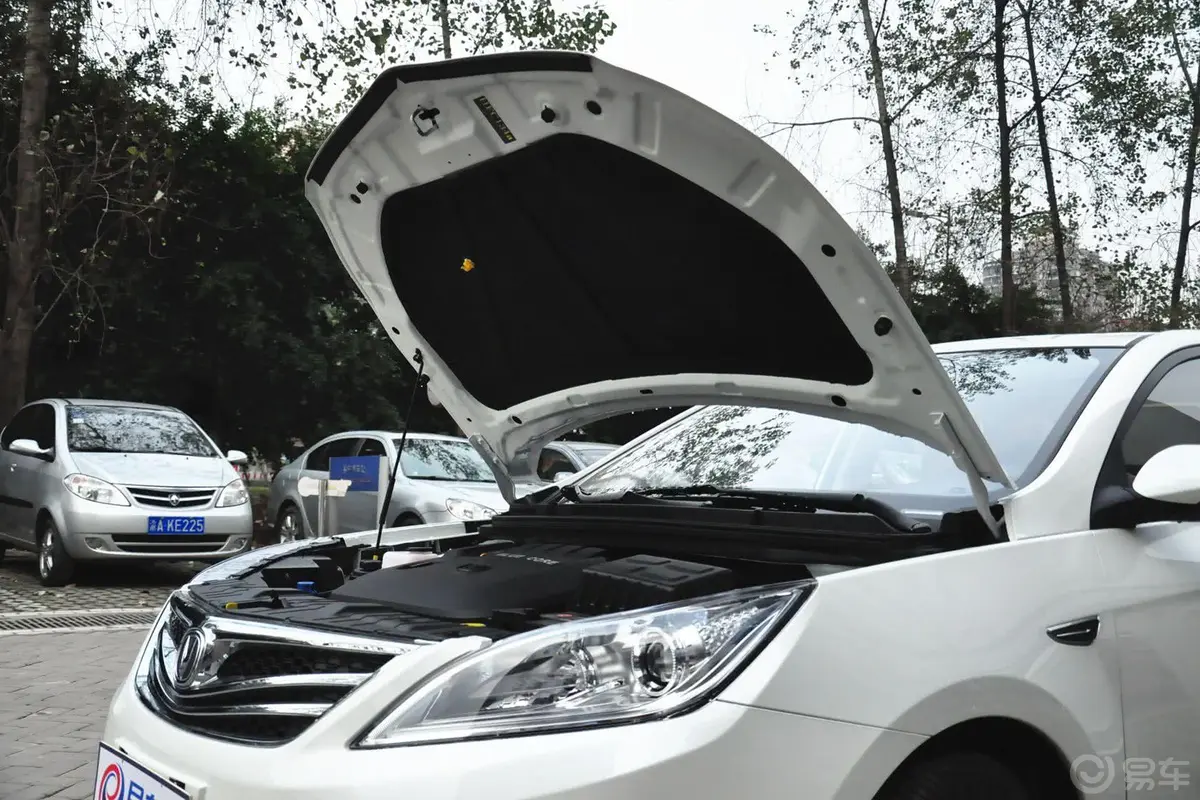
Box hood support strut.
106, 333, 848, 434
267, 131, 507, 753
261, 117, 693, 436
935, 413, 1005, 540
470, 434, 517, 505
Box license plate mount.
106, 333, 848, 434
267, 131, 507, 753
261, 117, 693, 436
94, 741, 190, 799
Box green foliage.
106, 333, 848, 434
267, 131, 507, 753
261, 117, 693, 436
28, 103, 456, 458
1, 0, 618, 458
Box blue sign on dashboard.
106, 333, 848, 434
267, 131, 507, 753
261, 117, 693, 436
330, 456, 383, 492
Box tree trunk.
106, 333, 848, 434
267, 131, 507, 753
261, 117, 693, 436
1169, 60, 1200, 329
0, 0, 54, 423
859, 0, 911, 303
1022, 3, 1073, 327
996, 0, 1016, 333
439, 0, 453, 59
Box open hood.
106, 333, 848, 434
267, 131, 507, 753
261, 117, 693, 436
304, 52, 1012, 528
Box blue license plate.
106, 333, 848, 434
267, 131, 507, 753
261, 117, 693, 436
147, 517, 206, 535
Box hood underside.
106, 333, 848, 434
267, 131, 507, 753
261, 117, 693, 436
304, 51, 1010, 518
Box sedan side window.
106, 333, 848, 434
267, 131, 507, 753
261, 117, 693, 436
31, 405, 56, 450
1, 405, 40, 450
307, 438, 358, 472
357, 438, 388, 458
305, 442, 332, 471
537, 447, 577, 480
1121, 358, 1200, 478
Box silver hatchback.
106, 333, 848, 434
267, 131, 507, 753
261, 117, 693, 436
0, 399, 254, 585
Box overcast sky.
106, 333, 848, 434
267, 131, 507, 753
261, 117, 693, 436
92, 0, 1179, 273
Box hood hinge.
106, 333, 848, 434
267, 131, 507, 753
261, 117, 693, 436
468, 434, 516, 505
934, 413, 1004, 540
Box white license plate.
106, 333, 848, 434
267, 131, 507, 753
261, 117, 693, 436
95, 742, 189, 800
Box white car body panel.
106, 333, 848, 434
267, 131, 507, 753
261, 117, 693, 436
99, 53, 1200, 800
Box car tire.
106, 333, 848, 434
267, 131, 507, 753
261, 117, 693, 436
38, 519, 75, 587
876, 752, 1031, 800
393, 513, 423, 527
275, 503, 305, 543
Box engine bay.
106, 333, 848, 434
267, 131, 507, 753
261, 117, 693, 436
185, 537, 815, 642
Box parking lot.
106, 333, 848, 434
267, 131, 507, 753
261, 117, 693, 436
0, 552, 198, 799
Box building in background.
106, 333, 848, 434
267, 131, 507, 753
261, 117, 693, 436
980, 232, 1119, 325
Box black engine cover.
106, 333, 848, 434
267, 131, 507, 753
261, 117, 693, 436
328, 543, 607, 621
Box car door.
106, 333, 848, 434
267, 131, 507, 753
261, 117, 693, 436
0, 403, 56, 544
1091, 352, 1200, 796
339, 436, 389, 534
298, 436, 360, 534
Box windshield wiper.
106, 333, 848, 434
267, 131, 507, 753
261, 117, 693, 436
563, 484, 931, 533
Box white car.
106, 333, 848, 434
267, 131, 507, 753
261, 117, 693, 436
97, 53, 1199, 800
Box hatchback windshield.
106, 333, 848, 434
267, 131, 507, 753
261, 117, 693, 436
575, 348, 1120, 507
67, 407, 218, 457
395, 438, 494, 483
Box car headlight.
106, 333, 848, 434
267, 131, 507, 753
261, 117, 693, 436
216, 479, 249, 507
63, 474, 129, 506
355, 580, 812, 748
445, 497, 496, 521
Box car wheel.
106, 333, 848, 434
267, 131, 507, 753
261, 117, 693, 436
275, 504, 305, 543
38, 519, 76, 587
876, 752, 1031, 800
393, 513, 423, 527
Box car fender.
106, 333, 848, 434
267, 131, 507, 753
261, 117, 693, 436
719, 527, 1121, 775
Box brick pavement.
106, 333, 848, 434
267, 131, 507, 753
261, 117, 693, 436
0, 552, 200, 614
0, 628, 147, 800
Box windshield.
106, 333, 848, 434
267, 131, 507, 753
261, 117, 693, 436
67, 407, 218, 457
575, 348, 1120, 507
395, 438, 494, 483
573, 444, 617, 467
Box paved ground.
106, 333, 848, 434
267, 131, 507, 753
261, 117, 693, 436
0, 553, 203, 798
0, 551, 200, 614
0, 629, 146, 800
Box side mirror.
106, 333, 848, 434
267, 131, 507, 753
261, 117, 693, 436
1132, 444, 1200, 504
9, 439, 52, 460
226, 449, 249, 465
552, 470, 576, 482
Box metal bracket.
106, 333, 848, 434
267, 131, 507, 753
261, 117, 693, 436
411, 106, 441, 137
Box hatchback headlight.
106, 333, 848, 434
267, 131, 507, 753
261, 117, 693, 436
63, 474, 129, 506
216, 479, 249, 507
445, 497, 496, 521
355, 581, 812, 748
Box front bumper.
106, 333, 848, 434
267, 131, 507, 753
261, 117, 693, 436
58, 497, 253, 561
103, 635, 923, 800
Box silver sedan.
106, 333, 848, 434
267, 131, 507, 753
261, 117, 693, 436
267, 430, 510, 541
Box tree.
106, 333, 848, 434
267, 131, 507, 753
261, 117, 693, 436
2, 0, 52, 424
2, 0, 616, 428
1017, 0, 1074, 324
1076, 0, 1200, 328
0, 2, 177, 422
758, 0, 1004, 304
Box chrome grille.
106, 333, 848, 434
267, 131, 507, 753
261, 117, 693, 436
137, 593, 418, 746
125, 486, 217, 509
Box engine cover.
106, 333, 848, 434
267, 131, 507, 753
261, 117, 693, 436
329, 543, 607, 621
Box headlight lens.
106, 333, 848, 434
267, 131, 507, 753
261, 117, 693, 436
216, 479, 249, 507
63, 473, 129, 506
356, 581, 812, 748
445, 497, 496, 521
